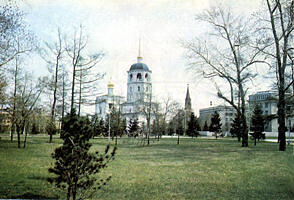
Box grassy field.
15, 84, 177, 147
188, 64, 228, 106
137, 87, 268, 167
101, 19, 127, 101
0, 134, 294, 199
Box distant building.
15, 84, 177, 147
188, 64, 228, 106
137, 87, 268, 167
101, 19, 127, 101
0, 108, 11, 132
95, 81, 125, 120
248, 90, 293, 132
199, 105, 236, 132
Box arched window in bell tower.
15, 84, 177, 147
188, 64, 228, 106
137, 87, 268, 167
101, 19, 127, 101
145, 73, 148, 79
137, 73, 142, 80
138, 86, 140, 91
130, 74, 133, 80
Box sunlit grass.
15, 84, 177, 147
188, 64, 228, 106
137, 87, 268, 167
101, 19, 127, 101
0, 134, 294, 199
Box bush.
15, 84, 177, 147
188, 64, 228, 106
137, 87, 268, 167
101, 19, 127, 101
31, 122, 39, 134
48, 111, 116, 200
46, 120, 57, 136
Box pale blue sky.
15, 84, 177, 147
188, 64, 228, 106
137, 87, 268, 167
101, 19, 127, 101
17, 0, 268, 115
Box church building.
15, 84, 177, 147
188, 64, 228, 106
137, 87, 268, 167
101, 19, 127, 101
121, 51, 153, 125
95, 81, 125, 120
95, 43, 154, 128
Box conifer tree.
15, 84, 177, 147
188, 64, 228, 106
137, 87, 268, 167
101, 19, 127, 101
167, 121, 175, 136
122, 118, 127, 135
230, 113, 242, 142
48, 111, 116, 200
203, 121, 209, 131
186, 112, 200, 138
250, 104, 265, 146
128, 118, 139, 137
209, 111, 222, 139
92, 115, 106, 137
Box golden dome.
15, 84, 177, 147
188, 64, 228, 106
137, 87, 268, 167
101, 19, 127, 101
107, 80, 114, 89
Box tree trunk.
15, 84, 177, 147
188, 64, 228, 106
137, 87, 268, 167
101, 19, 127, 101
11, 57, 18, 141
78, 69, 82, 116
278, 89, 286, 151
16, 124, 21, 148
23, 124, 27, 148
10, 125, 15, 141
70, 63, 76, 115
50, 56, 59, 143
49, 122, 53, 143
61, 67, 66, 127
241, 115, 248, 147
72, 188, 76, 200
265, 0, 289, 151
240, 85, 248, 147
67, 186, 71, 200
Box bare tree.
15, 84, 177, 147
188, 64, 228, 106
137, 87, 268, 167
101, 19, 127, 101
162, 96, 181, 122
65, 25, 104, 115
8, 71, 44, 148
0, 2, 34, 68
0, 72, 7, 109
75, 54, 104, 116
8, 56, 21, 141
183, 6, 265, 147
255, 0, 294, 151
134, 91, 155, 145
59, 65, 71, 120
41, 28, 65, 142
151, 100, 163, 140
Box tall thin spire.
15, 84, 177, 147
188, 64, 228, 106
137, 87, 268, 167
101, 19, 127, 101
137, 37, 143, 63
185, 84, 192, 112
138, 37, 141, 57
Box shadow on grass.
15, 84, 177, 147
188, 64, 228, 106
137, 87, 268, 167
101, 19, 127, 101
11, 192, 58, 199
28, 175, 49, 181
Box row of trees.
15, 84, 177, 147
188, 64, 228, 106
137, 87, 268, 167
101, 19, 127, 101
0, 3, 116, 199
0, 2, 45, 148
0, 2, 105, 147
184, 0, 294, 150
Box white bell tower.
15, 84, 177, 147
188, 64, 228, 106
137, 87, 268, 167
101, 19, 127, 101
126, 40, 152, 103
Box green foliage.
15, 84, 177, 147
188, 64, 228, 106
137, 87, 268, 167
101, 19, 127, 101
128, 118, 139, 137
92, 115, 106, 137
151, 119, 156, 135
186, 112, 200, 137
31, 122, 39, 135
48, 111, 116, 200
0, 111, 9, 133
250, 105, 265, 145
203, 121, 209, 131
176, 120, 184, 136
105, 108, 126, 138
175, 110, 184, 136
230, 113, 242, 141
167, 121, 175, 135
46, 120, 57, 136
209, 111, 222, 139
121, 118, 127, 135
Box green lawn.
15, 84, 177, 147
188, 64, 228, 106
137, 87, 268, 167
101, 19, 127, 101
0, 135, 294, 199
